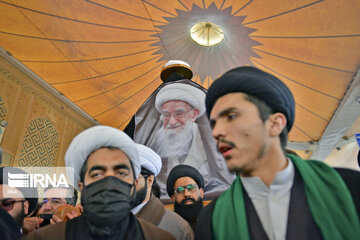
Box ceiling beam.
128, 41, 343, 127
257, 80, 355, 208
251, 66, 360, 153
310, 66, 360, 161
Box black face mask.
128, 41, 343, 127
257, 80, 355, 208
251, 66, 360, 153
39, 214, 52, 227
81, 176, 134, 227
174, 197, 203, 223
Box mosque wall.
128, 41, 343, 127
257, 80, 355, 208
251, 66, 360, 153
0, 53, 95, 168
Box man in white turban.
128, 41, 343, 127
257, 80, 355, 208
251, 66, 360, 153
24, 126, 174, 240
124, 60, 233, 200
132, 144, 194, 240
151, 83, 208, 187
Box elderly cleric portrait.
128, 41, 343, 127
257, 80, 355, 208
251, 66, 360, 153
124, 60, 233, 199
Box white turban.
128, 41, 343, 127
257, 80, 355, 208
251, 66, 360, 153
65, 125, 140, 189
135, 144, 162, 177
155, 83, 206, 118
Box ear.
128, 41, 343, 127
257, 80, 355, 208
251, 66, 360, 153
24, 200, 29, 215
78, 182, 83, 191
189, 108, 200, 122
171, 195, 175, 201
268, 113, 287, 137
147, 175, 154, 188
135, 178, 140, 188
200, 188, 204, 198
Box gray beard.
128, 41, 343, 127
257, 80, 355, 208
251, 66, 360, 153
155, 121, 195, 160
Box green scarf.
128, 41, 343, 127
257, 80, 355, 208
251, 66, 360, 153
212, 154, 360, 240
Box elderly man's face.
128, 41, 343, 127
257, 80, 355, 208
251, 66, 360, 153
161, 100, 199, 130
80, 148, 134, 188
39, 188, 68, 215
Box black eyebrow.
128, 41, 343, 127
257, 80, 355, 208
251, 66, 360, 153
210, 107, 238, 128
88, 164, 130, 175
113, 164, 130, 171
217, 107, 238, 118
88, 165, 106, 175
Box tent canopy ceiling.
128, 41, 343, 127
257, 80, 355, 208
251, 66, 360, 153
1, 0, 359, 160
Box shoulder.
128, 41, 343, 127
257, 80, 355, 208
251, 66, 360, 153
334, 167, 360, 193
137, 217, 176, 240
163, 209, 188, 224
195, 198, 217, 240
334, 167, 360, 218
22, 222, 66, 240
161, 210, 194, 239
335, 167, 360, 179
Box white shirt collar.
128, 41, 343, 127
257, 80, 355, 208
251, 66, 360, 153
241, 158, 295, 195
131, 200, 148, 215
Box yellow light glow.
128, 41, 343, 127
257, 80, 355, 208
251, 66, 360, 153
190, 22, 224, 47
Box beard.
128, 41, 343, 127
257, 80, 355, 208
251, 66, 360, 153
174, 197, 203, 223
132, 181, 148, 208
14, 202, 26, 229
222, 138, 267, 176
155, 120, 195, 160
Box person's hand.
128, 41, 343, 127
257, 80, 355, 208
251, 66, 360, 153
66, 210, 81, 220
50, 214, 62, 224
50, 210, 81, 224
75, 204, 83, 213
23, 217, 43, 233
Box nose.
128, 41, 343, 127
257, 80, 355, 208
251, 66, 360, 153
41, 201, 52, 212
105, 171, 116, 177
212, 120, 226, 141
168, 115, 178, 126
183, 188, 191, 197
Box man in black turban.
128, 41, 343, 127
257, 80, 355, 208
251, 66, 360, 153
167, 165, 204, 232
195, 66, 360, 240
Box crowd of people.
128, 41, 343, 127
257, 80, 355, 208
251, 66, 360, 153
1, 63, 359, 240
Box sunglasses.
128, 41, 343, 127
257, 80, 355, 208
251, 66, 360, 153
175, 184, 199, 194
0, 198, 26, 211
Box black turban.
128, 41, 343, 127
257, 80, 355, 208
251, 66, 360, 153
166, 165, 204, 197
205, 66, 295, 131
0, 167, 38, 215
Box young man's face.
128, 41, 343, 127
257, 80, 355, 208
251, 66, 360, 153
210, 93, 272, 176
172, 176, 203, 204
79, 148, 134, 189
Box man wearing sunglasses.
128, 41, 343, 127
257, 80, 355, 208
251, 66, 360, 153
167, 165, 204, 232
0, 166, 38, 239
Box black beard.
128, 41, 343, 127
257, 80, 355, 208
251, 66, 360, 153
132, 181, 147, 208
14, 202, 25, 230
174, 197, 203, 223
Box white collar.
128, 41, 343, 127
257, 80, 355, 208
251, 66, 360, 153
131, 200, 148, 215
241, 158, 295, 195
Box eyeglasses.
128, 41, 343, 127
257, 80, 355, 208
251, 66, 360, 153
174, 184, 199, 194
0, 198, 26, 211
160, 108, 193, 121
